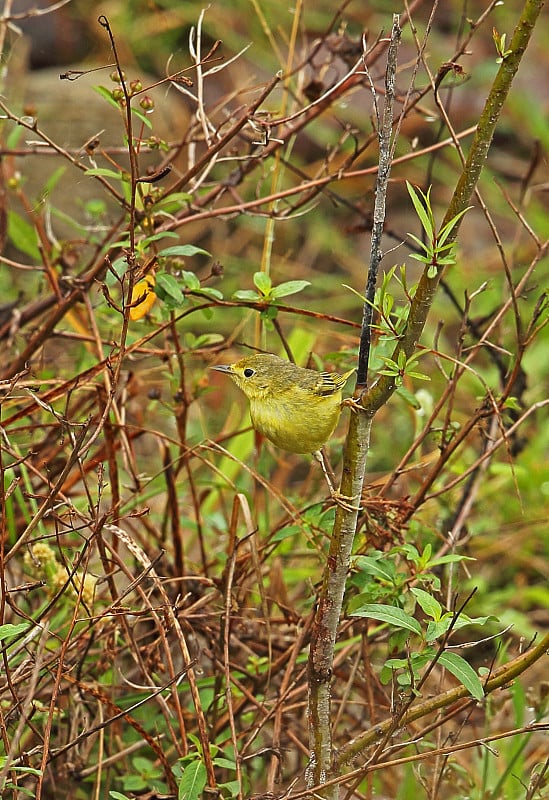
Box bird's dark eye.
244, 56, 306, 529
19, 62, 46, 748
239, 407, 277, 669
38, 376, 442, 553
243, 368, 255, 378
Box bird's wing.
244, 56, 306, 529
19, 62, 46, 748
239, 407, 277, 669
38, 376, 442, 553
314, 368, 355, 396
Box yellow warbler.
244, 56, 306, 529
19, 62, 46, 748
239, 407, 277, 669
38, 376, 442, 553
211, 353, 354, 454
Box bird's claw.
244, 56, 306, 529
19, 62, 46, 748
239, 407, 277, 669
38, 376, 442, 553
329, 489, 361, 512
341, 396, 364, 414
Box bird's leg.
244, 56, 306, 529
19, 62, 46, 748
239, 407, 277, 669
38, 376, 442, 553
313, 449, 361, 512
315, 446, 337, 491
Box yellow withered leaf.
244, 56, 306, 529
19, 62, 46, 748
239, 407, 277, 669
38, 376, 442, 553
129, 275, 156, 321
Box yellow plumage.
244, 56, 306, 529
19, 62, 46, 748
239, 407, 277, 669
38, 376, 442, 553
211, 353, 354, 454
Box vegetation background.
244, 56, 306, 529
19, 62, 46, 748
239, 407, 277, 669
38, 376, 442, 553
0, 0, 547, 798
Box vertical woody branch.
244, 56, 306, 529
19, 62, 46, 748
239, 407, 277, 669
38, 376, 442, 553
306, 17, 401, 797
307, 0, 544, 794
357, 15, 401, 388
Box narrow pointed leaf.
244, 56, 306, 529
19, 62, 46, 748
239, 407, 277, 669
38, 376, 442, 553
438, 651, 484, 700
407, 182, 434, 240
159, 245, 211, 258
350, 604, 422, 635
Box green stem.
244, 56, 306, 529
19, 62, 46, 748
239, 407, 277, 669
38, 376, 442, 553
335, 631, 549, 768
365, 0, 545, 415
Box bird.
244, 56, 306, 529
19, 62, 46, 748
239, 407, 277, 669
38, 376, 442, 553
211, 353, 355, 497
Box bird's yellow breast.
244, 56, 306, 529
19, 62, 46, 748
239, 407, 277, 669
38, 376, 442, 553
248, 385, 343, 453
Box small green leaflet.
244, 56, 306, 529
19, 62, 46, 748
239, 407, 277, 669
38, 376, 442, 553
410, 587, 443, 621
85, 167, 126, 179
7, 211, 41, 261
270, 280, 310, 298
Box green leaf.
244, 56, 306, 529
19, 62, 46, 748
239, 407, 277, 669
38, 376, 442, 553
180, 270, 201, 290
354, 555, 395, 584
384, 656, 409, 670
411, 588, 442, 621
7, 211, 41, 260
84, 198, 108, 218
350, 604, 422, 635
92, 84, 122, 109
130, 105, 153, 129
406, 370, 431, 381
109, 793, 131, 800
377, 356, 400, 373
218, 780, 241, 795
233, 289, 260, 301
212, 756, 237, 770
156, 274, 184, 304
121, 776, 146, 791
0, 622, 31, 640
270, 280, 311, 299
503, 396, 522, 412
153, 192, 193, 211
409, 252, 431, 265
382, 293, 394, 317
436, 254, 457, 266
6, 123, 24, 149
159, 245, 211, 258
85, 167, 124, 179
108, 256, 127, 279
426, 554, 475, 568
395, 385, 421, 409
0, 757, 42, 776
342, 283, 366, 302
42, 165, 67, 196
438, 651, 484, 700
178, 760, 207, 800
261, 305, 278, 323
253, 271, 272, 294
404, 350, 429, 367
426, 617, 453, 642
193, 286, 223, 300
407, 232, 431, 256
451, 614, 497, 631
139, 231, 179, 246
132, 755, 158, 774
407, 182, 434, 241
272, 525, 302, 542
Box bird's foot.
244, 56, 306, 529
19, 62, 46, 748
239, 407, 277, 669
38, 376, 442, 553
341, 396, 365, 413
329, 488, 362, 512
313, 449, 361, 511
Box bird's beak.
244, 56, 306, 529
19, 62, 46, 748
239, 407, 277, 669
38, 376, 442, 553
210, 364, 233, 374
